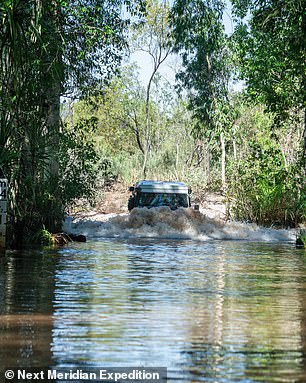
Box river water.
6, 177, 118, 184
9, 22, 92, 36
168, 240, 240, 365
0, 208, 306, 382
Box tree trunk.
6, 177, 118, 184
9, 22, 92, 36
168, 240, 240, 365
303, 108, 306, 166
40, 0, 64, 232
205, 140, 211, 188
221, 132, 226, 193
233, 138, 237, 162
142, 150, 148, 179
142, 67, 154, 179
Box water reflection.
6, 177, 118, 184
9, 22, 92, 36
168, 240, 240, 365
0, 250, 56, 367
0, 240, 306, 382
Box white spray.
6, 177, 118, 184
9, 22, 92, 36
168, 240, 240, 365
64, 207, 295, 242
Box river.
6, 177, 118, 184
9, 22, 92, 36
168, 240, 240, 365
0, 208, 305, 382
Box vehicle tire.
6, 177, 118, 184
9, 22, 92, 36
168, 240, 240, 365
128, 196, 135, 211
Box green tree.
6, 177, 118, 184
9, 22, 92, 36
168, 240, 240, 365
0, 0, 144, 246
232, 0, 306, 151
72, 65, 147, 155
58, 117, 100, 208
171, 0, 234, 191
227, 0, 306, 225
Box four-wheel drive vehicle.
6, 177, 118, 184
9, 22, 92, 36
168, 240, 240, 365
128, 180, 198, 211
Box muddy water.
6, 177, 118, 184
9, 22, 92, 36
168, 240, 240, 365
1, 210, 306, 382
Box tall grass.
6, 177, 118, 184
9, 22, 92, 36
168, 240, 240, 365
228, 162, 306, 227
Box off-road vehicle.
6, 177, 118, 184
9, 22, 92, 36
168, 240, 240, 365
128, 180, 198, 211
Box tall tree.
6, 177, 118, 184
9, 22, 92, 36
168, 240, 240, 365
171, 0, 233, 191
232, 0, 306, 153
0, 0, 144, 246
131, 0, 172, 177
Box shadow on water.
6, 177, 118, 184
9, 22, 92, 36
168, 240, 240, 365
0, 239, 306, 382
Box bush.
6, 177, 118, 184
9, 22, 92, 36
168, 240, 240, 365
58, 117, 100, 207
228, 146, 306, 227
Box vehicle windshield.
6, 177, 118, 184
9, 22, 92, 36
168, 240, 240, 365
138, 193, 189, 208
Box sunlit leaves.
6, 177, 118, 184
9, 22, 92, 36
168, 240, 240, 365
232, 0, 305, 118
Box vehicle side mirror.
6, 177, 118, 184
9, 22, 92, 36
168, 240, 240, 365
129, 186, 134, 192
194, 204, 199, 211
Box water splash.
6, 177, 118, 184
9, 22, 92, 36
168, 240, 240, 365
64, 207, 295, 242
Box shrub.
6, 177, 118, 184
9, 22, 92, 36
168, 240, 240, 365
228, 146, 305, 227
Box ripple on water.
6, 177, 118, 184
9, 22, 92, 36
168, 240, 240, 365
1, 236, 305, 382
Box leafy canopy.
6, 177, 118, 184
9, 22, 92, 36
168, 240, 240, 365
232, 0, 305, 118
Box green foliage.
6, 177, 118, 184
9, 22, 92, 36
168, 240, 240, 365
227, 107, 306, 227
171, 0, 231, 124
170, 0, 237, 192
58, 117, 100, 207
297, 230, 306, 247
70, 65, 201, 187
0, 0, 145, 247
132, 0, 171, 50
232, 0, 305, 120
66, 4, 305, 228
30, 227, 54, 246
71, 66, 147, 157
229, 162, 304, 227
60, 0, 146, 95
